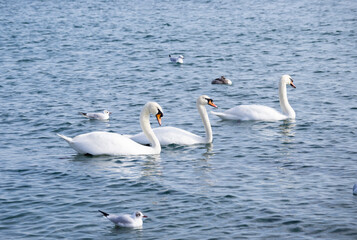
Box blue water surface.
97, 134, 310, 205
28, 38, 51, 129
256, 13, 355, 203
0, 0, 356, 239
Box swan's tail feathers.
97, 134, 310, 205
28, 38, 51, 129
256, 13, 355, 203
98, 210, 109, 217
211, 111, 225, 118
57, 134, 73, 143
79, 112, 88, 117
211, 111, 234, 120
122, 134, 133, 138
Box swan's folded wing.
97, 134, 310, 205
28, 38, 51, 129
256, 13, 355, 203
211, 111, 238, 120
233, 105, 286, 121
130, 126, 204, 146
71, 132, 155, 155
212, 105, 287, 121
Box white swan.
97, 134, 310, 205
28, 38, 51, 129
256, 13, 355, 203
79, 110, 111, 120
129, 95, 217, 146
169, 54, 184, 64
211, 75, 296, 121
58, 102, 163, 155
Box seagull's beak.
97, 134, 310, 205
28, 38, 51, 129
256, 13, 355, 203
156, 112, 163, 126
109, 112, 112, 114
143, 215, 148, 218
208, 99, 218, 108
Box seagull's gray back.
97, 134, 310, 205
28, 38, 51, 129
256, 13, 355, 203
109, 214, 134, 225
88, 113, 102, 119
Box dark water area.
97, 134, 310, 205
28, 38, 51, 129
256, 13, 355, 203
0, 0, 356, 239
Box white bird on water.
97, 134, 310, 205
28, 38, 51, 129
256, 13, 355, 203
58, 102, 163, 155
169, 54, 184, 64
98, 210, 147, 228
211, 75, 296, 121
129, 95, 217, 146
79, 110, 111, 120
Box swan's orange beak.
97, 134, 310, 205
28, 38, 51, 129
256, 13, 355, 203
289, 77, 296, 88
208, 99, 218, 108
156, 112, 163, 126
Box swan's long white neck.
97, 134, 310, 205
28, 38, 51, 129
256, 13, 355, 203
196, 100, 212, 143
140, 107, 161, 153
279, 81, 295, 119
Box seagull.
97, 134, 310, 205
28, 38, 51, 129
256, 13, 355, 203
98, 210, 147, 228
79, 110, 111, 120
169, 54, 184, 64
211, 76, 232, 85
353, 184, 357, 195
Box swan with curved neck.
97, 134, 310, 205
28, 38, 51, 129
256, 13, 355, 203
211, 75, 296, 121
57, 102, 163, 155
130, 95, 217, 145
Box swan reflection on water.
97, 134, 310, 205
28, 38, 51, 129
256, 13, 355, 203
279, 119, 296, 138
141, 154, 162, 177
201, 142, 214, 158
278, 119, 296, 163
69, 152, 162, 179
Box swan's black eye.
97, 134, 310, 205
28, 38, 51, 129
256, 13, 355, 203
289, 78, 293, 82
157, 109, 163, 117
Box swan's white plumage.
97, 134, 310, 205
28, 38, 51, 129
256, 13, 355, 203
212, 75, 296, 121
58, 102, 163, 155
131, 126, 205, 145
212, 105, 287, 121
130, 95, 217, 146
58, 131, 156, 155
